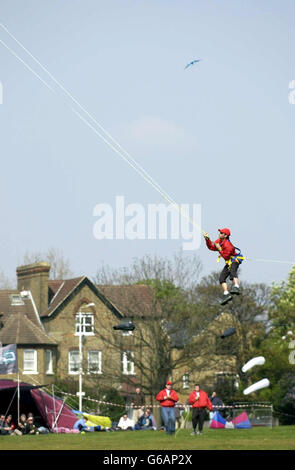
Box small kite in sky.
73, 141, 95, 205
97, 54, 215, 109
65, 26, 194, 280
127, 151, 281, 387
184, 59, 201, 70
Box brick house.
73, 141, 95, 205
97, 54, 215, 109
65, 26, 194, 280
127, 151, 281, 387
0, 262, 237, 402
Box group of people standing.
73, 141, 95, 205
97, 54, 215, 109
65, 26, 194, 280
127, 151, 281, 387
156, 382, 221, 436
123, 383, 223, 436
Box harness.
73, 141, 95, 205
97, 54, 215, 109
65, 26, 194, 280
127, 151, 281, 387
217, 244, 245, 267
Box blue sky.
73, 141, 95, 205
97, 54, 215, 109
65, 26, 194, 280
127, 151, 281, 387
0, 0, 294, 286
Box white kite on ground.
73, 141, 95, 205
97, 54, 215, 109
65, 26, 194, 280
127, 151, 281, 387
242, 356, 265, 373
243, 378, 270, 395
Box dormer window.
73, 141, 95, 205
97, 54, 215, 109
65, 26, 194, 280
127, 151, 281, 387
10, 294, 24, 306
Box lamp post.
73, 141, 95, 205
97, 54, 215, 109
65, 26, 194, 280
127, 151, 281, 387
76, 303, 95, 412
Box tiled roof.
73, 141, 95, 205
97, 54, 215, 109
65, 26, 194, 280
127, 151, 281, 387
35, 276, 158, 320
98, 284, 159, 318
48, 280, 64, 295
41, 277, 85, 317
0, 290, 42, 328
0, 312, 57, 346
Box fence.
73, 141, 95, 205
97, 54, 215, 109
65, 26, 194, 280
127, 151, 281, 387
58, 391, 274, 428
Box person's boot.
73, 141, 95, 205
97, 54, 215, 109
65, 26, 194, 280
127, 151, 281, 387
220, 293, 233, 305
230, 286, 240, 295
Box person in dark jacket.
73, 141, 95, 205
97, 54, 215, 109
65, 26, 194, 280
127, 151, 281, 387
23, 416, 39, 435
134, 410, 154, 431
204, 228, 242, 305
209, 392, 225, 419
13, 413, 27, 435
0, 414, 13, 435
130, 387, 145, 424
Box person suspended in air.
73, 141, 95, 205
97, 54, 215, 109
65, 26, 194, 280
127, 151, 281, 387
204, 228, 244, 305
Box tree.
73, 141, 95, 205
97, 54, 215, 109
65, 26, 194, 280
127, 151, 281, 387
268, 265, 295, 332
23, 247, 73, 280
250, 266, 295, 423
191, 271, 271, 395
93, 251, 208, 400
93, 253, 270, 405
0, 269, 15, 289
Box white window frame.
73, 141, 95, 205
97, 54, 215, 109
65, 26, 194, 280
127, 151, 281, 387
45, 349, 53, 375
75, 313, 94, 336
87, 350, 102, 374
10, 294, 24, 306
121, 351, 135, 375
23, 349, 38, 374
68, 350, 81, 375
121, 329, 133, 337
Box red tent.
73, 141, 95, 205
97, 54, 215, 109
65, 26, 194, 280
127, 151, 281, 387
0, 379, 77, 430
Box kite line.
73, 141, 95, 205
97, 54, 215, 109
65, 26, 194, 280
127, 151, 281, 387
0, 25, 294, 266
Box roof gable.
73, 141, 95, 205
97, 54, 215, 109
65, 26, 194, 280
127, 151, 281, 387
41, 277, 123, 320
41, 277, 85, 317
0, 312, 57, 346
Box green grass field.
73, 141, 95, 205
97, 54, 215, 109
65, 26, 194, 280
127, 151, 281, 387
1, 426, 295, 450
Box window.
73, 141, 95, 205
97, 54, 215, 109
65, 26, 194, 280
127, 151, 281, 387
121, 329, 133, 336
23, 349, 37, 374
216, 372, 237, 396
45, 349, 53, 374
88, 350, 102, 374
75, 313, 94, 336
68, 350, 81, 374
182, 373, 190, 389
121, 351, 135, 375
10, 294, 24, 306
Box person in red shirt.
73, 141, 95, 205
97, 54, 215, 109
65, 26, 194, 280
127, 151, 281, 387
156, 381, 179, 435
188, 384, 212, 435
204, 228, 241, 305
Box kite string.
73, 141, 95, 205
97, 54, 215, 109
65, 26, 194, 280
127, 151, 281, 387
0, 26, 294, 266
0, 23, 170, 202
0, 24, 198, 222
0, 31, 204, 236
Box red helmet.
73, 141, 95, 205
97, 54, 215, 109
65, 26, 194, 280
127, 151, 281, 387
219, 228, 231, 237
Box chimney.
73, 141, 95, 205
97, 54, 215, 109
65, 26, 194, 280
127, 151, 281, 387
16, 262, 50, 315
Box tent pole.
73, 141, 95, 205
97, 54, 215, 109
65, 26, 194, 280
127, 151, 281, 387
52, 384, 57, 433
17, 371, 20, 424
38, 388, 51, 430
52, 398, 67, 430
